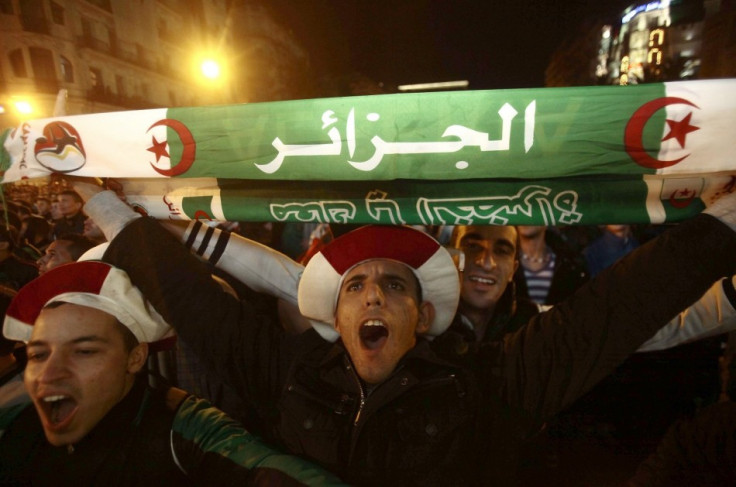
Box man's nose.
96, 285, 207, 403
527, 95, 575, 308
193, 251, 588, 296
36, 352, 70, 384
364, 282, 384, 307
475, 248, 496, 269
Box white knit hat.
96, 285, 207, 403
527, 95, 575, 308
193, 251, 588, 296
3, 261, 170, 343
298, 225, 460, 342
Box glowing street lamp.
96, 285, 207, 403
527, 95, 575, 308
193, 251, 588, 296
200, 59, 221, 80
190, 51, 229, 104
14, 100, 33, 114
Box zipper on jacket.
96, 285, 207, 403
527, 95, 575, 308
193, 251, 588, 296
349, 364, 366, 426
344, 358, 368, 466
347, 371, 463, 465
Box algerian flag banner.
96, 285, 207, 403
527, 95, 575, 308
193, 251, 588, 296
2, 79, 735, 225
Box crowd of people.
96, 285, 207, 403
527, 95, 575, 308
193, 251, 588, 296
0, 177, 735, 485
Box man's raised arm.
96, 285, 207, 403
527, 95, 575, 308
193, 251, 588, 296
77, 184, 289, 408
498, 194, 736, 419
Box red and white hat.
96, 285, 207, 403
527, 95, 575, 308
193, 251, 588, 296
3, 261, 169, 343
298, 225, 460, 342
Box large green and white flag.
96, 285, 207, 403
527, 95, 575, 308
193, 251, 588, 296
2, 79, 735, 225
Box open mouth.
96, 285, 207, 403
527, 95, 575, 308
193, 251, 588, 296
359, 320, 388, 350
39, 395, 78, 428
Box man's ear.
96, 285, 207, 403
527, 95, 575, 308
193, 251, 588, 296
127, 342, 148, 374
333, 296, 343, 334
415, 301, 435, 335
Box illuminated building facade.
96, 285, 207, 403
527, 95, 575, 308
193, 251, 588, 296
0, 0, 235, 127
598, 0, 724, 85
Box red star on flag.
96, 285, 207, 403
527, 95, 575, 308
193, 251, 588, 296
147, 136, 169, 162
662, 112, 699, 148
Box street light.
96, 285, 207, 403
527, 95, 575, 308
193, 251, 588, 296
201, 59, 221, 80
14, 100, 33, 114
191, 51, 229, 104
0, 97, 36, 131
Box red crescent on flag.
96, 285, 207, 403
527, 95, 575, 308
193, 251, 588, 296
194, 210, 213, 221
147, 119, 196, 176
668, 190, 695, 209
624, 97, 699, 169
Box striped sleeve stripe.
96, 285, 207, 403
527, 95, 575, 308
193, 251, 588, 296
183, 221, 230, 266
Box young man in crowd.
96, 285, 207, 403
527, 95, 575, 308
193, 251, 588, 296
443, 224, 736, 483
34, 197, 52, 222
52, 190, 86, 238
0, 261, 345, 486
584, 224, 639, 277
513, 225, 589, 306
72, 180, 736, 485
36, 233, 96, 275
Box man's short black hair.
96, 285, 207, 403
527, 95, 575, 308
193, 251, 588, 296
55, 233, 96, 261
58, 190, 83, 204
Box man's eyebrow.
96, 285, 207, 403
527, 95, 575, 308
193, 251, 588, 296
26, 339, 47, 348
460, 233, 483, 243
382, 272, 411, 283
70, 335, 109, 345
342, 273, 367, 288
27, 335, 109, 348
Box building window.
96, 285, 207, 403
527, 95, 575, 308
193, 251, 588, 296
19, 0, 48, 34
89, 67, 102, 89
0, 0, 13, 15
50, 1, 64, 25
29, 47, 57, 93
60, 56, 73, 82
9, 49, 27, 77
29, 47, 56, 79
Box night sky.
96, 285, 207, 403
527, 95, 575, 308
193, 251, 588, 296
265, 0, 631, 90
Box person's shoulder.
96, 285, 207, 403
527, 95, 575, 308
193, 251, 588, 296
0, 401, 34, 433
